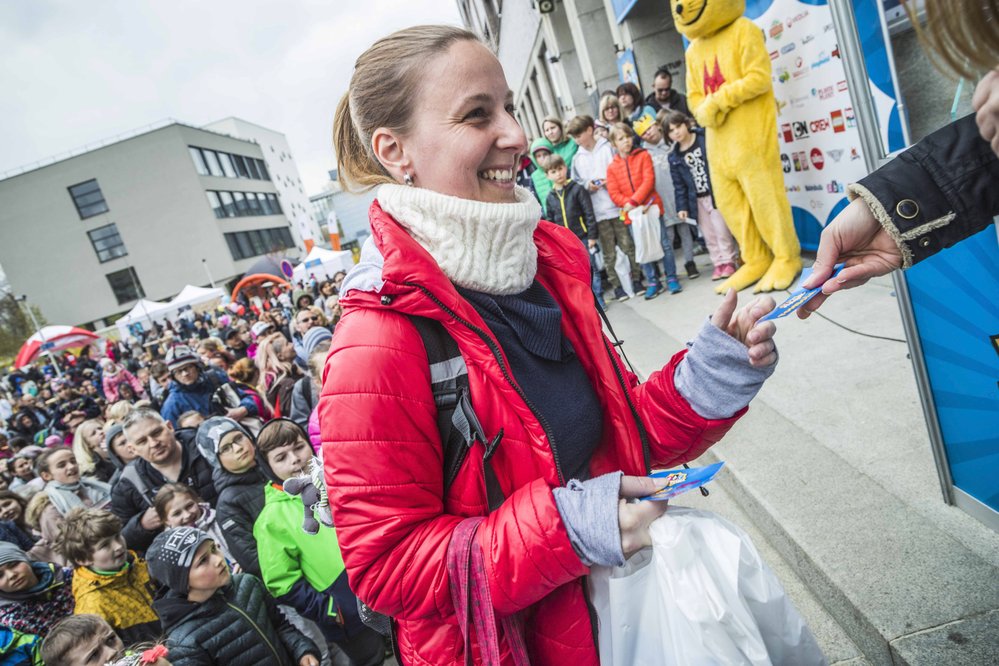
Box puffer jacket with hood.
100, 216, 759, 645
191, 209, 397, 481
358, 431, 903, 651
110, 428, 218, 553
0, 563, 74, 637
155, 572, 318, 666
160, 367, 259, 428
606, 146, 665, 214
320, 201, 745, 666
529, 137, 556, 216
71, 551, 160, 644
196, 418, 268, 577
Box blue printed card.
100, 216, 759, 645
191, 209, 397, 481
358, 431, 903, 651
758, 264, 845, 322
642, 462, 725, 501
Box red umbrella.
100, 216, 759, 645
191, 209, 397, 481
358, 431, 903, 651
14, 326, 100, 369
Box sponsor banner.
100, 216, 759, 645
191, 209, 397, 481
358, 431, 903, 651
748, 0, 870, 249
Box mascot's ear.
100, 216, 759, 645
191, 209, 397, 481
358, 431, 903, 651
672, 0, 746, 40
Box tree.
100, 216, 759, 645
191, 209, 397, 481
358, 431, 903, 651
0, 292, 47, 361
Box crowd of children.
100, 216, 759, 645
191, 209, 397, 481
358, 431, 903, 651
521, 100, 741, 304
0, 275, 385, 665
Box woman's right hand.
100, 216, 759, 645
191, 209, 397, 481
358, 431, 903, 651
678, 210, 688, 220
618, 476, 668, 556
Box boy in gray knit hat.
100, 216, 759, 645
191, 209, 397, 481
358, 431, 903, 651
147, 527, 319, 665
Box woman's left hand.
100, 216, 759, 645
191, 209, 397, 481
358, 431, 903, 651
711, 288, 777, 367
972, 68, 999, 156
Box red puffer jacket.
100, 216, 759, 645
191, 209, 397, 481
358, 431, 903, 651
606, 147, 664, 213
320, 201, 745, 665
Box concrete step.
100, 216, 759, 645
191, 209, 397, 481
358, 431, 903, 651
603, 262, 999, 666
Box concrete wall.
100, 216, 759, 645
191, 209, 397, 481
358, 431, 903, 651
622, 0, 687, 95
0, 124, 288, 326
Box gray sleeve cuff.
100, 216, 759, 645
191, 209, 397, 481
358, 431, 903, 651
674, 317, 777, 419
553, 471, 625, 567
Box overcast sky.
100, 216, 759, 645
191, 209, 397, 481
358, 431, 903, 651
0, 0, 462, 195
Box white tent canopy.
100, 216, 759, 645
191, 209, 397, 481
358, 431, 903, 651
292, 246, 353, 283
114, 285, 225, 338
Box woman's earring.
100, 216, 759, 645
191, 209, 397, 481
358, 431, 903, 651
403, 171, 414, 187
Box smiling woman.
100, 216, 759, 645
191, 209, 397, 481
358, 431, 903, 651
324, 23, 783, 666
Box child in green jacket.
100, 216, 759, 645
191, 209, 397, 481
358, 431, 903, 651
254, 419, 385, 666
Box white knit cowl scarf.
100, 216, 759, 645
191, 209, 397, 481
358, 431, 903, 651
377, 184, 543, 296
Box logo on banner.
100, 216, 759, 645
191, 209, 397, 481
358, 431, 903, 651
791, 94, 810, 108
832, 45, 841, 58
831, 109, 846, 132
777, 68, 790, 84
809, 199, 823, 210
812, 85, 834, 100
781, 153, 791, 173
805, 184, 824, 191
770, 20, 784, 40
792, 121, 810, 140
827, 180, 845, 193
781, 43, 796, 55
837, 80, 849, 91
801, 34, 815, 45
786, 11, 810, 29
797, 151, 810, 171
776, 98, 788, 116
845, 107, 856, 127
810, 118, 830, 133
850, 147, 861, 160
827, 149, 844, 162
824, 22, 835, 32
810, 148, 825, 170
770, 50, 779, 60
786, 184, 802, 192
781, 123, 794, 142
792, 56, 809, 80
811, 52, 832, 69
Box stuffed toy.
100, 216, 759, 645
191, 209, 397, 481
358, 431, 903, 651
283, 456, 333, 535
672, 0, 802, 293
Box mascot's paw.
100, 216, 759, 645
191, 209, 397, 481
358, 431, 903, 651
753, 257, 803, 293
714, 262, 769, 293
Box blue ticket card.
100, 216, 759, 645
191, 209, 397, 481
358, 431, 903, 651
758, 263, 845, 322
642, 462, 725, 501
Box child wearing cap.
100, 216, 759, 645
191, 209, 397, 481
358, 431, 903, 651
154, 484, 235, 567
40, 613, 124, 666
254, 419, 385, 666
147, 527, 320, 666
56, 508, 160, 644
0, 542, 75, 637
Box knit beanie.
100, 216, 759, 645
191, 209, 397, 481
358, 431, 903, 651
104, 423, 125, 450
146, 527, 212, 594
195, 417, 252, 470
0, 542, 30, 567
303, 326, 333, 357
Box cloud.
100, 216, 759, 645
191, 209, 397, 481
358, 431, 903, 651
0, 0, 462, 193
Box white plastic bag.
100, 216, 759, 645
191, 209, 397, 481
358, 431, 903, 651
590, 507, 826, 666
614, 247, 635, 297
629, 205, 664, 265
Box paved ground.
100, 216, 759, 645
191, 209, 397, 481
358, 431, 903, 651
603, 253, 999, 665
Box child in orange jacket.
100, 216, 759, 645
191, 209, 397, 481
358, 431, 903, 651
606, 122, 681, 299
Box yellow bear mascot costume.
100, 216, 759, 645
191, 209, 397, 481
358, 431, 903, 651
672, 0, 802, 293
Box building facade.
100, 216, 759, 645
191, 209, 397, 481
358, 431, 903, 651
203, 117, 323, 246
457, 0, 687, 135
308, 170, 377, 250
0, 122, 297, 327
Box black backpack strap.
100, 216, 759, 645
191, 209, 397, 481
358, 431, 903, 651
594, 293, 637, 376
410, 316, 505, 512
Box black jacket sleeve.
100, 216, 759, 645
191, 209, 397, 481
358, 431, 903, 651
217, 500, 261, 577
577, 187, 599, 240
110, 476, 158, 553
265, 580, 320, 662
851, 113, 999, 267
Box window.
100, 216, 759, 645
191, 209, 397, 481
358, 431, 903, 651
245, 158, 261, 180
245, 192, 261, 215
255, 159, 270, 180
232, 154, 249, 178
223, 226, 296, 260
87, 224, 127, 263
106, 267, 144, 304
189, 147, 209, 176
233, 191, 247, 215
259, 193, 272, 215
68, 179, 109, 219
218, 191, 235, 217
206, 191, 223, 219
203, 150, 224, 177
267, 193, 282, 214
218, 152, 237, 178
